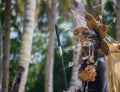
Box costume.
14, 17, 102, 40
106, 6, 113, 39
81, 49, 108, 92
79, 29, 108, 92
73, 12, 110, 92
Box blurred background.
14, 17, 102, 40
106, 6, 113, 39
0, 0, 120, 92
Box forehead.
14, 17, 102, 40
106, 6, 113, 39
73, 27, 88, 36
82, 30, 98, 38
82, 30, 95, 35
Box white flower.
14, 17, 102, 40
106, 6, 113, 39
113, 17, 117, 23
68, 62, 74, 67
75, 0, 81, 3
64, 25, 70, 31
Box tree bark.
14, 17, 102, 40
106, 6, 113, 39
2, 0, 11, 92
85, 0, 101, 18
45, 0, 56, 92
116, 0, 120, 41
0, 16, 2, 92
10, 0, 36, 92
112, 0, 120, 92
68, 0, 86, 91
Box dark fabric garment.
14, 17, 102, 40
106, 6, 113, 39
81, 53, 108, 92
97, 57, 108, 92
79, 29, 108, 92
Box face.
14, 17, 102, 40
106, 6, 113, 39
81, 30, 100, 59
73, 26, 89, 41
81, 42, 93, 58
73, 27, 100, 59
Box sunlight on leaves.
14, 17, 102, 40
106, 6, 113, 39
113, 17, 117, 23
68, 62, 74, 67
64, 25, 71, 31
75, 0, 81, 3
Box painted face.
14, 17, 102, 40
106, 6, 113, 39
81, 30, 100, 60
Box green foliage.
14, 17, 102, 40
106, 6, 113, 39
85, 0, 102, 18
58, 0, 71, 20
17, 0, 25, 15
103, 0, 118, 39
25, 61, 45, 92
39, 0, 46, 17
54, 46, 73, 92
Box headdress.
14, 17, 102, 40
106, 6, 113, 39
73, 12, 110, 55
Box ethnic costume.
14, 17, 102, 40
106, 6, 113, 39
81, 48, 108, 92
72, 12, 110, 92
78, 29, 108, 92
73, 27, 109, 92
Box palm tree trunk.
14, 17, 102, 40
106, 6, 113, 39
45, 1, 56, 92
0, 16, 2, 92
116, 0, 120, 41
85, 0, 101, 18
68, 0, 86, 91
10, 0, 36, 92
2, 0, 11, 92
114, 0, 120, 92
18, 0, 36, 91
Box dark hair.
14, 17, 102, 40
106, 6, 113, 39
82, 29, 100, 40
82, 29, 101, 49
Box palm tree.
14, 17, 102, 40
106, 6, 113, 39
0, 17, 2, 92
116, 0, 120, 41
68, 0, 86, 91
2, 0, 11, 92
113, 0, 120, 92
85, 0, 102, 18
10, 0, 36, 92
44, 0, 56, 92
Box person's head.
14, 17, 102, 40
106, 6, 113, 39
73, 26, 110, 56
81, 29, 100, 49
73, 27, 100, 48
73, 27, 101, 58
